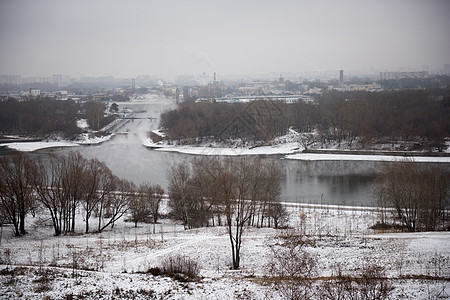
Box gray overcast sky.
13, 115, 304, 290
1, 0, 449, 78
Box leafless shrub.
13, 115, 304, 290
267, 229, 318, 299
320, 262, 393, 300
159, 254, 200, 281
429, 250, 448, 278
1, 248, 12, 268
33, 269, 53, 293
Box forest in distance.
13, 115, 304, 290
1, 89, 449, 154
160, 90, 450, 151
0, 97, 113, 138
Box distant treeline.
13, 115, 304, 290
0, 97, 114, 138
160, 90, 450, 151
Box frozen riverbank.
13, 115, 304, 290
0, 134, 114, 152
145, 139, 450, 162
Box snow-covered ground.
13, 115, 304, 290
75, 133, 115, 145
144, 138, 450, 162
0, 117, 115, 152
286, 152, 450, 163
0, 140, 79, 152
1, 204, 449, 299
144, 137, 300, 156
0, 134, 116, 152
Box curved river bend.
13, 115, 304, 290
33, 94, 449, 207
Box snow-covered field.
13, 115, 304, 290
1, 204, 449, 299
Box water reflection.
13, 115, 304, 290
280, 160, 378, 206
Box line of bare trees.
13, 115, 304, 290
373, 160, 449, 231
160, 90, 450, 151
0, 97, 117, 137
0, 98, 81, 138
167, 156, 286, 269
160, 101, 289, 143
0, 152, 164, 236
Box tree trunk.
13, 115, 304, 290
19, 212, 26, 235
85, 211, 90, 233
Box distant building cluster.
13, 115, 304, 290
379, 71, 429, 80
2, 67, 449, 104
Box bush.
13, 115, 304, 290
145, 255, 201, 281
320, 263, 393, 300
158, 255, 200, 281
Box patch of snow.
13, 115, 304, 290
151, 129, 166, 138
151, 142, 300, 156
285, 153, 450, 163
76, 133, 114, 145
0, 141, 79, 152
76, 119, 89, 129
143, 137, 163, 148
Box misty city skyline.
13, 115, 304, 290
1, 0, 449, 78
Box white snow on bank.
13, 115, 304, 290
146, 141, 300, 156
76, 119, 89, 129
285, 152, 450, 163
76, 133, 114, 145
144, 140, 450, 162
0, 141, 79, 152
0, 134, 114, 152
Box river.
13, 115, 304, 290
31, 94, 449, 207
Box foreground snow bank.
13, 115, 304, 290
1, 203, 449, 299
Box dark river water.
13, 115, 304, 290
15, 95, 450, 207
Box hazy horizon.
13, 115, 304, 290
1, 0, 449, 78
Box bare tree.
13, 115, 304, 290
167, 162, 191, 228
167, 162, 208, 229
268, 201, 289, 229
223, 157, 256, 269
129, 183, 152, 228
129, 182, 165, 230
149, 184, 164, 233
62, 152, 88, 233
85, 101, 105, 130
98, 177, 134, 232
257, 160, 282, 228
167, 157, 282, 270
33, 155, 66, 236
0, 152, 36, 236
82, 158, 115, 233
374, 159, 449, 231
267, 229, 318, 299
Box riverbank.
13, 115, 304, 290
302, 148, 450, 157
144, 139, 450, 162
0, 133, 114, 152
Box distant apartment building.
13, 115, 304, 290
30, 89, 41, 97
52, 74, 63, 87
0, 75, 22, 85
176, 74, 198, 86
379, 71, 428, 80
339, 70, 344, 85
444, 64, 450, 76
